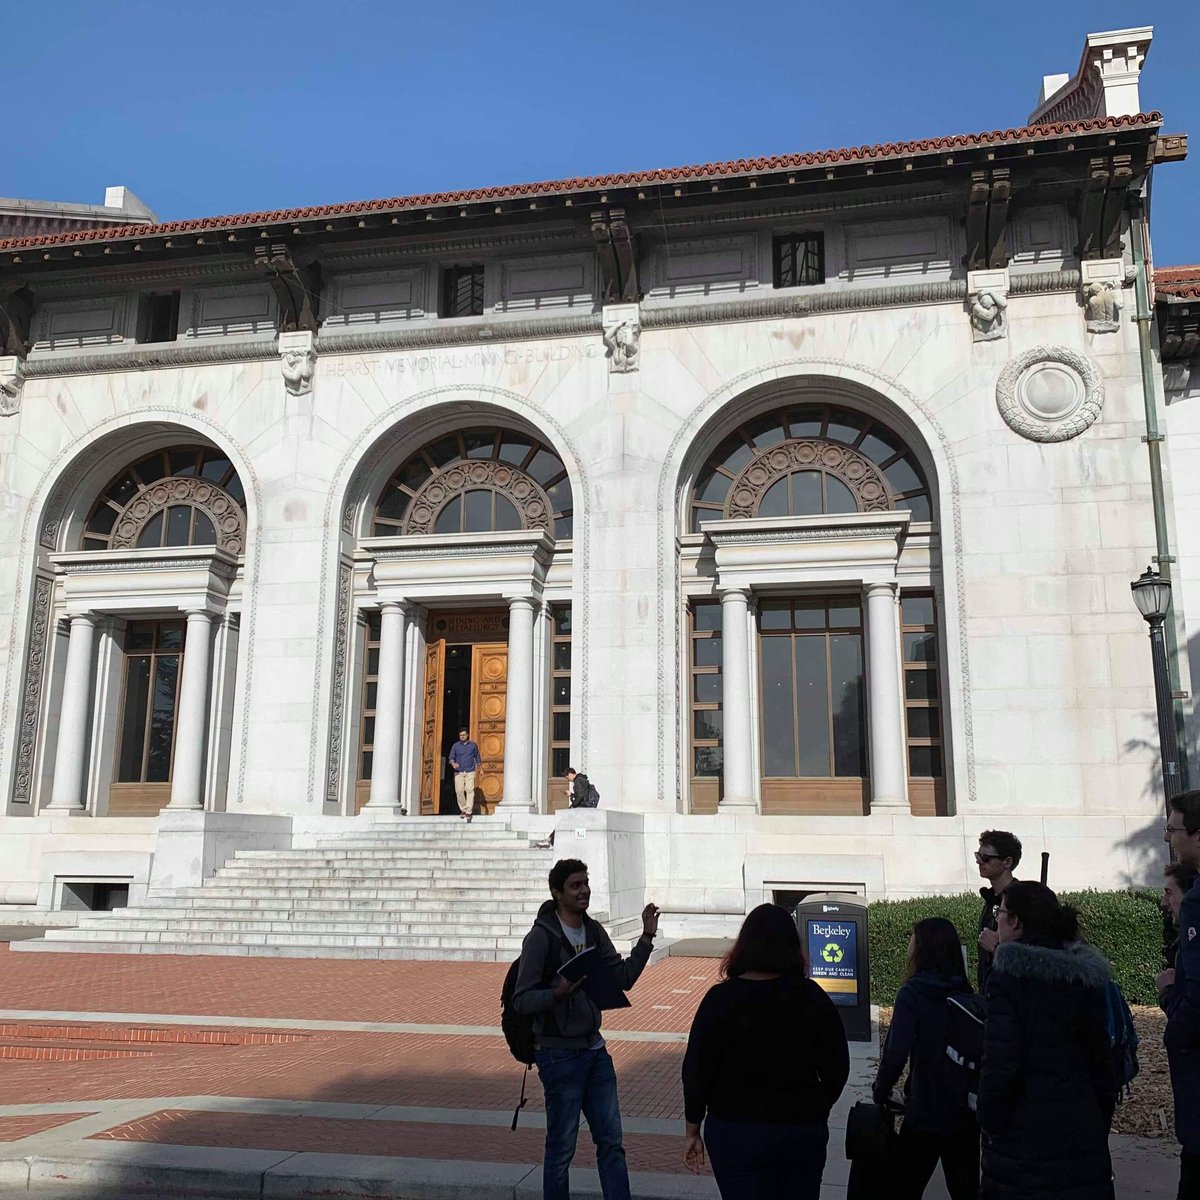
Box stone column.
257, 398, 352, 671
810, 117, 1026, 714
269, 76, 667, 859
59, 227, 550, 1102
500, 595, 537, 811
718, 588, 756, 810
47, 613, 97, 811
169, 610, 214, 810
368, 601, 408, 809
865, 582, 908, 811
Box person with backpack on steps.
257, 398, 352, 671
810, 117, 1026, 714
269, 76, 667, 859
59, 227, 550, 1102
978, 881, 1118, 1200
509, 858, 659, 1200
873, 917, 981, 1200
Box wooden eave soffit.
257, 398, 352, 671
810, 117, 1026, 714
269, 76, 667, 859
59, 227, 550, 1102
252, 243, 321, 333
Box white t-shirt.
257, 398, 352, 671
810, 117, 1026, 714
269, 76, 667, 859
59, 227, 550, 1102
557, 917, 604, 1048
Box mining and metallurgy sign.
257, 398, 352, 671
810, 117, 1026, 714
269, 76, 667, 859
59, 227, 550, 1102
806, 919, 858, 1008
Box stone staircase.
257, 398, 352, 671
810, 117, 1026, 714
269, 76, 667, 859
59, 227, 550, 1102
12, 818, 633, 962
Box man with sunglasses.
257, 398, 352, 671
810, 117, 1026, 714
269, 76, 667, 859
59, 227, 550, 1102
974, 830, 1021, 993
1160, 791, 1200, 1199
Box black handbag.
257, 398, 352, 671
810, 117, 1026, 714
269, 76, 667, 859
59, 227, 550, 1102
845, 1099, 901, 1200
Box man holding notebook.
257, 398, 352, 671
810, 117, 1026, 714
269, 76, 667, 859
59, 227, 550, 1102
512, 857, 660, 1200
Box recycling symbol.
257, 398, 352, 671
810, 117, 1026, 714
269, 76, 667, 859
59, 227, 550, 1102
821, 942, 844, 964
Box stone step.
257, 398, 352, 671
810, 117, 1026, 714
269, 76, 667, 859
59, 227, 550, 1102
71, 915, 538, 936
230, 847, 547, 862
11, 939, 514, 961
48, 927, 527, 951
143, 890, 546, 909
212, 863, 548, 879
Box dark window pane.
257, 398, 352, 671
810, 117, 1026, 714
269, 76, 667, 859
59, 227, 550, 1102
546, 479, 573, 509
223, 474, 246, 507
695, 467, 733, 506
745, 414, 786, 449
828, 600, 861, 628
885, 457, 923, 495
137, 512, 164, 548
693, 603, 721, 633
830, 634, 865, 777
909, 744, 943, 778
554, 678, 571, 705
427, 436, 460, 468
525, 450, 562, 485
145, 654, 179, 782
786, 411, 823, 438
793, 599, 825, 630
169, 448, 199, 476
694, 674, 722, 703
904, 632, 937, 664
897, 492, 932, 523
360, 750, 372, 780
200, 453, 232, 484
859, 431, 902, 464
107, 473, 139, 506
83, 536, 108, 550
694, 638, 721, 668
434, 495, 462, 534
165, 505, 192, 547
462, 431, 495, 459
397, 458, 433, 491
694, 745, 723, 776
825, 476, 858, 515
365, 610, 382, 638
553, 712, 571, 741
791, 471, 823, 515
761, 636, 796, 776
826, 420, 862, 445
133, 452, 168, 485
554, 515, 574, 539
377, 487, 411, 523
157, 623, 184, 650
89, 503, 119, 536
463, 489, 492, 532
117, 656, 152, 781
760, 601, 792, 631
126, 622, 155, 651
694, 709, 723, 741
554, 643, 572, 671
902, 595, 935, 626
794, 636, 831, 777
906, 707, 937, 738
712, 434, 754, 476
905, 669, 939, 701
494, 494, 522, 531
362, 716, 375, 747
366, 648, 380, 678
365, 682, 378, 709
554, 607, 572, 636
759, 477, 789, 518
192, 510, 217, 545
552, 748, 571, 777
497, 435, 534, 466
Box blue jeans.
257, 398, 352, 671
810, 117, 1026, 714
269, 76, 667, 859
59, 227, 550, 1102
535, 1046, 630, 1200
704, 1115, 828, 1200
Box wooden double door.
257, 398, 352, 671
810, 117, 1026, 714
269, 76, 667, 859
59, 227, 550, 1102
418, 613, 508, 814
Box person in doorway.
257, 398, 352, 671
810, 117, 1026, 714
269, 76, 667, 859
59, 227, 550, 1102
873, 917, 979, 1200
977, 881, 1116, 1200
1159, 791, 1200, 1200
681, 904, 849, 1200
511, 858, 659, 1200
975, 830, 1021, 993
447, 728, 481, 821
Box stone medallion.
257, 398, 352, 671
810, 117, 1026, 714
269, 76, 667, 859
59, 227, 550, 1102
995, 346, 1104, 443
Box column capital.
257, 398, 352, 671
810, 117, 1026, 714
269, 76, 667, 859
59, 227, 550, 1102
863, 580, 898, 598
378, 599, 413, 618
507, 594, 539, 614
718, 586, 751, 605
64, 610, 97, 628
183, 608, 214, 622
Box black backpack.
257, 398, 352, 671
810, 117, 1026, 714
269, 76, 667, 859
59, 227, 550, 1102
571, 773, 600, 808
1104, 979, 1140, 1100
943, 993, 987, 1112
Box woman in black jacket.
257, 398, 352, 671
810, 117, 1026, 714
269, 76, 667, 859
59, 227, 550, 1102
681, 903, 850, 1199
874, 917, 979, 1199
978, 881, 1117, 1200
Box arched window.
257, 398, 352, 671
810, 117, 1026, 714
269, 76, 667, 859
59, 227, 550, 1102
373, 427, 573, 539
689, 404, 931, 533
82, 446, 247, 554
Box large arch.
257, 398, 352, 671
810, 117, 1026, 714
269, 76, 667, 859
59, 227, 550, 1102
658, 360, 973, 816
3, 411, 262, 815
314, 387, 590, 815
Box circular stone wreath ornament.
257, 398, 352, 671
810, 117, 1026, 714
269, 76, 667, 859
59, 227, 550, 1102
995, 346, 1104, 443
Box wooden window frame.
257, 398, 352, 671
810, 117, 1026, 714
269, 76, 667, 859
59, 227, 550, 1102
772, 233, 825, 289
114, 620, 186, 785
689, 601, 723, 803
547, 604, 572, 810
439, 264, 485, 318
357, 610, 382, 785
901, 592, 944, 780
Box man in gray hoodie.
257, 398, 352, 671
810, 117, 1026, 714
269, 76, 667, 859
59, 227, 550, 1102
512, 857, 659, 1200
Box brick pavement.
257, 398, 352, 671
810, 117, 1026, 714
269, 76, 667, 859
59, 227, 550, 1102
0, 1113, 95, 1141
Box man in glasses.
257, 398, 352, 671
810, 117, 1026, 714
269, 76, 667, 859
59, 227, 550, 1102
1160, 791, 1200, 1199
974, 830, 1021, 993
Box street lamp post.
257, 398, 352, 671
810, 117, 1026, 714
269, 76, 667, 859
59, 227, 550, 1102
1131, 565, 1182, 804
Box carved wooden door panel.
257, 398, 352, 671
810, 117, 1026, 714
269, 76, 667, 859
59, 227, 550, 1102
419, 640, 445, 815
471, 643, 507, 813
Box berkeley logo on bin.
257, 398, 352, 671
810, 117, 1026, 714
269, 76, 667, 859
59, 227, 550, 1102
806, 918, 858, 1008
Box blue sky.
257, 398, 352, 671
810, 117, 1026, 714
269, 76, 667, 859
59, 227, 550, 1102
8, 2, 1198, 262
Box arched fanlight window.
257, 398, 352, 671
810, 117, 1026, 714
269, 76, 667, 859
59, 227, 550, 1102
82, 446, 247, 553
689, 404, 932, 533
373, 427, 573, 539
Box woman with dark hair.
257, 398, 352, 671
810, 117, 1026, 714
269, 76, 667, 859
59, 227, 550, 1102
680, 903, 850, 1199
873, 917, 979, 1199
978, 881, 1117, 1200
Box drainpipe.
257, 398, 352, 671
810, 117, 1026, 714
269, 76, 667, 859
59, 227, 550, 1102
1128, 195, 1190, 787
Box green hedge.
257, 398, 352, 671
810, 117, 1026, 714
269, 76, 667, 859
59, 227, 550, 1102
867, 889, 1164, 1006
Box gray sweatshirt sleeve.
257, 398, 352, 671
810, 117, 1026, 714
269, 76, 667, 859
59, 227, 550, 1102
511, 925, 557, 1015
595, 922, 653, 991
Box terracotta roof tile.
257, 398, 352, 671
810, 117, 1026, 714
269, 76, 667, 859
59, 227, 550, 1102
1156, 267, 1200, 299
0, 112, 1163, 255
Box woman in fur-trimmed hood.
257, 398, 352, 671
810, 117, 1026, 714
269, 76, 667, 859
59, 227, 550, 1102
977, 881, 1117, 1200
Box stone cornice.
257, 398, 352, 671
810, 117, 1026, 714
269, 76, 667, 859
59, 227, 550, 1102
703, 511, 911, 547
315, 312, 601, 354
24, 337, 278, 377
322, 226, 582, 267
49, 546, 241, 579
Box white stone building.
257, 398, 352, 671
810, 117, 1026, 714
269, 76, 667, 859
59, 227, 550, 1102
0, 28, 1194, 952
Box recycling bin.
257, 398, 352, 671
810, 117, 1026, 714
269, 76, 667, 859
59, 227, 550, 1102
794, 892, 871, 1042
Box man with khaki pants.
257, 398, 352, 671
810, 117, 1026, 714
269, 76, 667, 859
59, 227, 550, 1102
448, 728, 482, 822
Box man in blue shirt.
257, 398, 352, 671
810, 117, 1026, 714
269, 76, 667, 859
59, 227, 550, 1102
1159, 789, 1200, 1199
448, 728, 482, 821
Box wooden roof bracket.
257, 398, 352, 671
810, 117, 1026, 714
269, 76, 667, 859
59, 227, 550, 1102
252, 244, 322, 333
1077, 152, 1133, 260
964, 167, 1012, 271
591, 208, 640, 304
0, 285, 33, 358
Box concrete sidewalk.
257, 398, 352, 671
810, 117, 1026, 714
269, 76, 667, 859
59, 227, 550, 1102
0, 945, 1180, 1199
